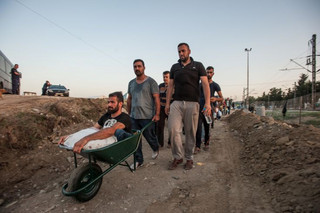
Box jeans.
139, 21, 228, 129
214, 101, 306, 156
131, 118, 159, 164
156, 107, 170, 147
114, 129, 132, 141
196, 111, 210, 148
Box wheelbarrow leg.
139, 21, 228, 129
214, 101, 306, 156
73, 152, 78, 168
127, 152, 137, 172
125, 161, 134, 172
133, 151, 137, 171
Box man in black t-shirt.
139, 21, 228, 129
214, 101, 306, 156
165, 43, 211, 170
59, 91, 132, 154
195, 66, 224, 153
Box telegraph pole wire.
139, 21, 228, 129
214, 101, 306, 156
14, 0, 124, 65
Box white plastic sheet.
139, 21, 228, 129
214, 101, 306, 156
63, 127, 117, 150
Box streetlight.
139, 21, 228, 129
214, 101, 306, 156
245, 48, 252, 109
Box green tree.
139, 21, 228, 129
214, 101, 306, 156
285, 87, 294, 99
268, 87, 284, 101
296, 73, 311, 96
255, 73, 320, 102
248, 96, 256, 105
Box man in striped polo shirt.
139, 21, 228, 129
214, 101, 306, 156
156, 71, 172, 148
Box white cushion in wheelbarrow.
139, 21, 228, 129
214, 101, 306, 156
63, 127, 117, 150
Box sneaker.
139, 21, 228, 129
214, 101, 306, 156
152, 150, 159, 159
168, 158, 183, 170
184, 160, 193, 170
203, 145, 209, 151
130, 162, 143, 170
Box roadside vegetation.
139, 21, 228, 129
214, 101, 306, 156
266, 110, 320, 128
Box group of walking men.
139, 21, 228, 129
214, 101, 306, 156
59, 42, 223, 171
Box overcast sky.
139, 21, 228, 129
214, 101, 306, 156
1, 0, 319, 100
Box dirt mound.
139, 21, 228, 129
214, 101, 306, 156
227, 110, 320, 212
0, 98, 107, 149
0, 96, 108, 203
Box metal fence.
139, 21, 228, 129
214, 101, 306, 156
254, 92, 320, 111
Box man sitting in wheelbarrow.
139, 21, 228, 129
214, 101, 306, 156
58, 91, 132, 154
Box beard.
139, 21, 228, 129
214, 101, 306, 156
135, 70, 143, 77
180, 56, 188, 62
108, 104, 119, 114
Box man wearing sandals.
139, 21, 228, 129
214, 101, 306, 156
165, 43, 211, 170
58, 92, 132, 154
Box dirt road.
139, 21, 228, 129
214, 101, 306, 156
2, 118, 272, 212
1, 96, 319, 212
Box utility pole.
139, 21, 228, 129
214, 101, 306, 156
288, 34, 318, 110
242, 87, 246, 108
245, 48, 252, 109
294, 82, 297, 109
310, 34, 316, 110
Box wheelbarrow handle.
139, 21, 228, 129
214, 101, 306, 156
140, 121, 154, 133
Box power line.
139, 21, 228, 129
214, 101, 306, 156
222, 79, 297, 87
14, 0, 124, 65
279, 68, 304, 71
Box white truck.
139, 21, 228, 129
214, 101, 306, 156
0, 50, 13, 93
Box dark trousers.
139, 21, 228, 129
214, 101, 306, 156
131, 118, 159, 164
12, 80, 19, 95
196, 112, 210, 148
156, 107, 170, 147
42, 88, 47, 95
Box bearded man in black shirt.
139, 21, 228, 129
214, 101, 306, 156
59, 91, 132, 154
165, 43, 211, 170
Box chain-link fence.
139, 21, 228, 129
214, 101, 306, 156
252, 92, 320, 127
254, 92, 320, 111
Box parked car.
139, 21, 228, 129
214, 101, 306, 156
46, 84, 69, 97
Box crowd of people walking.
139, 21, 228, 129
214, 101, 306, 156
59, 42, 234, 171
125, 42, 233, 170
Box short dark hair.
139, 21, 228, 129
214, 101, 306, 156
133, 59, 145, 67
163, 71, 170, 75
178, 43, 190, 49
109, 91, 124, 103
206, 66, 214, 70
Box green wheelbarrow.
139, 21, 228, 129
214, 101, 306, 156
59, 122, 153, 202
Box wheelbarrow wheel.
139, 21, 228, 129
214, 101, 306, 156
68, 163, 103, 202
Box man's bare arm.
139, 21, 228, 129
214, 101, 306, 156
200, 76, 212, 115
165, 79, 174, 115
127, 94, 132, 115
211, 91, 224, 102
152, 93, 160, 122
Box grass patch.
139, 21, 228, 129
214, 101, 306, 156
266, 110, 320, 128
304, 120, 320, 127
